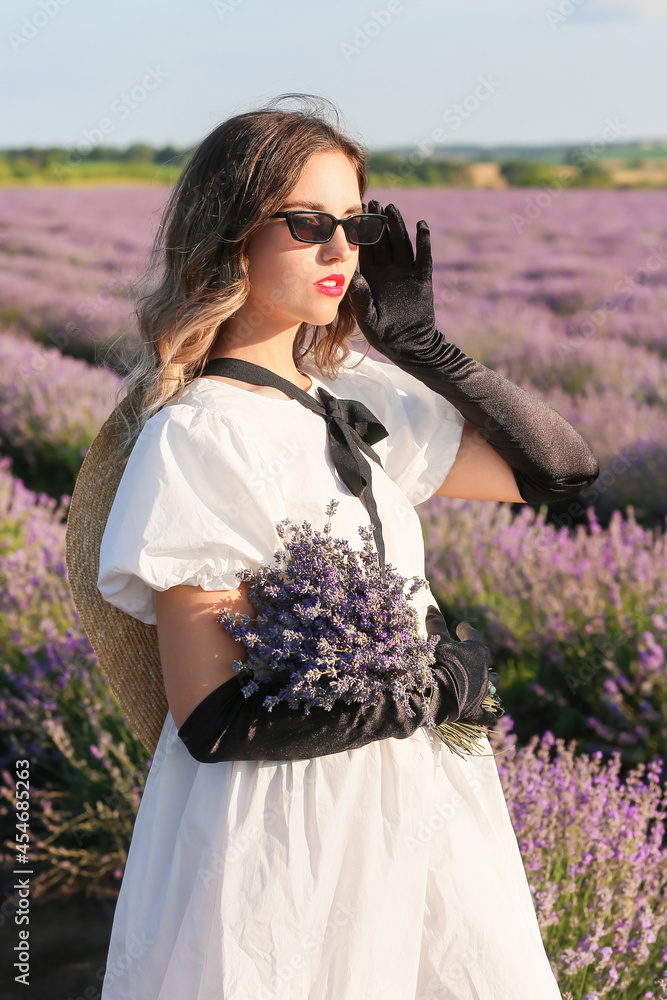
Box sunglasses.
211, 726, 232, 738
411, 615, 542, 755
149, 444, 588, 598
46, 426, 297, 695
270, 210, 388, 246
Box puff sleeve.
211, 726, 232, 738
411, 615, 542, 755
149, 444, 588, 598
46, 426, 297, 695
96, 403, 282, 626
345, 351, 465, 506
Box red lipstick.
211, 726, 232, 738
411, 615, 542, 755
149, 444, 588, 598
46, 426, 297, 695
313, 273, 345, 297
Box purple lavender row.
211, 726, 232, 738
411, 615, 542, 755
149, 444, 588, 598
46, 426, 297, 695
0, 326, 119, 495
2, 185, 666, 525
493, 715, 667, 994
421, 496, 667, 771
0, 450, 666, 989
0, 187, 665, 359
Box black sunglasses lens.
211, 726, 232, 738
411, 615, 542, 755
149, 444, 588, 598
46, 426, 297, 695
345, 215, 385, 245
291, 213, 335, 242
291, 213, 384, 244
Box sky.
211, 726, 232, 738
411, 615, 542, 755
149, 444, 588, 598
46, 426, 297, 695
2, 0, 667, 153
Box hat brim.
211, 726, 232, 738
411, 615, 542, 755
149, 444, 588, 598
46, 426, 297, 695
65, 393, 168, 758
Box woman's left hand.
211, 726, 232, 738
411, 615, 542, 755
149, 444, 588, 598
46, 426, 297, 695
347, 199, 440, 364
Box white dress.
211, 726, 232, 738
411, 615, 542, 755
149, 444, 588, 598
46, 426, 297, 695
96, 348, 562, 1000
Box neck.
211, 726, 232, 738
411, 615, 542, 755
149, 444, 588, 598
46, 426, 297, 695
207, 341, 307, 385
205, 348, 314, 394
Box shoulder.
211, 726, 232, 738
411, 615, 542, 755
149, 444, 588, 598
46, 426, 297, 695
327, 347, 436, 398
320, 348, 412, 405
326, 348, 459, 426
118, 392, 261, 502
328, 347, 396, 385
141, 382, 252, 441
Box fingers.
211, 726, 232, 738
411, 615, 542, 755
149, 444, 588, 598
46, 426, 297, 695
425, 604, 452, 642
347, 271, 377, 327
455, 621, 486, 644
384, 204, 415, 270
365, 200, 425, 277
367, 198, 392, 269
426, 608, 488, 650
415, 220, 433, 284
359, 198, 383, 271
455, 622, 492, 670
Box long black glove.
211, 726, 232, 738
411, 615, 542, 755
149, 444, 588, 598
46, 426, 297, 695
348, 201, 600, 504
177, 604, 493, 763
425, 606, 497, 728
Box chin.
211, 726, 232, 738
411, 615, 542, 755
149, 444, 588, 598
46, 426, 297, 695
286, 294, 341, 328
296, 308, 339, 329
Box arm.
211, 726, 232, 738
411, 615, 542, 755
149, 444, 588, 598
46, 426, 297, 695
349, 201, 600, 505
435, 419, 526, 502
156, 580, 255, 730
395, 341, 600, 504
157, 584, 493, 763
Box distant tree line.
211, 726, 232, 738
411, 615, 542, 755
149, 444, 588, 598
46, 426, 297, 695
0, 143, 659, 188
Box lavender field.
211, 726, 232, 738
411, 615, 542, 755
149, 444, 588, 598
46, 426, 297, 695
2, 185, 666, 523
1, 185, 667, 995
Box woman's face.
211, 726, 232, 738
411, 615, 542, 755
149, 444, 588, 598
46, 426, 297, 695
242, 150, 362, 334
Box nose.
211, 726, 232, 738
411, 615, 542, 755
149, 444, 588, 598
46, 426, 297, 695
320, 221, 357, 262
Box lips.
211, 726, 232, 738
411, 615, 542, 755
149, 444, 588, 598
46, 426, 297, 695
314, 273, 345, 287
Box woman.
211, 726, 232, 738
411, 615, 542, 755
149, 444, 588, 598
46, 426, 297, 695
95, 93, 597, 998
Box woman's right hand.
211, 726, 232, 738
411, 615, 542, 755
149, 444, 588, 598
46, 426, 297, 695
425, 604, 496, 726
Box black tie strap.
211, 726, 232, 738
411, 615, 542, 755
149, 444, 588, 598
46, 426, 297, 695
199, 357, 390, 581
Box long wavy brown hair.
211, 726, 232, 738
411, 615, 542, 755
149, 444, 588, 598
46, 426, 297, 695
112, 92, 371, 455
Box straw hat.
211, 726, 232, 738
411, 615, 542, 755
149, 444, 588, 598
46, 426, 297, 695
65, 394, 167, 758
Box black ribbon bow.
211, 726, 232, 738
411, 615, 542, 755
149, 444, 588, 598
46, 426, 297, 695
200, 357, 390, 580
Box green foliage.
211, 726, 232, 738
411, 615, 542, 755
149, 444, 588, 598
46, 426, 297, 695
368, 152, 469, 188
0, 143, 657, 188
0, 144, 189, 185
577, 161, 616, 188
499, 158, 560, 186
0, 639, 151, 899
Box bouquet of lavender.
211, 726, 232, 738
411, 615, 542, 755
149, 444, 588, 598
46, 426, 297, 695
216, 499, 502, 758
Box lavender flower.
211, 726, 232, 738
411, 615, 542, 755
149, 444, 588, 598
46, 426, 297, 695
216, 499, 440, 716
493, 715, 667, 996
216, 499, 502, 758
2, 184, 666, 523
420, 496, 667, 769
0, 327, 120, 497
